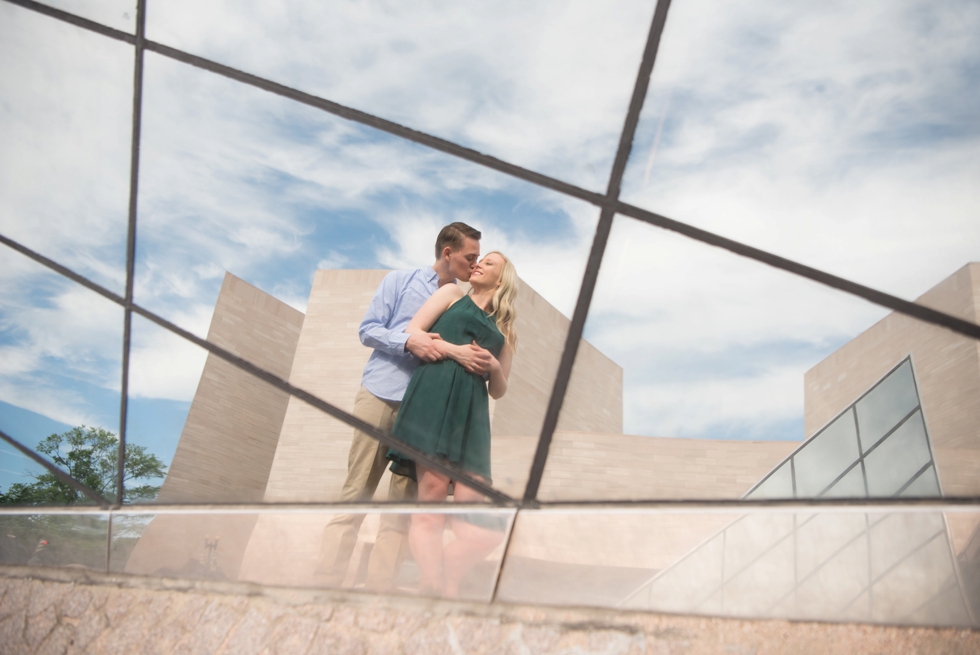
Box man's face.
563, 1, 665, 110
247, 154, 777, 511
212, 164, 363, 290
447, 237, 480, 281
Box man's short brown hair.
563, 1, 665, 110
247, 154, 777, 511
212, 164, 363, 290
434, 222, 482, 258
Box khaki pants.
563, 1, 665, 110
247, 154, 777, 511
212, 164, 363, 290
315, 386, 418, 591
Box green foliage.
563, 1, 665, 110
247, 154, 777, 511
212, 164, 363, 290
0, 426, 167, 505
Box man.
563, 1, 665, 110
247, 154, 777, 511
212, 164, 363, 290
315, 222, 492, 591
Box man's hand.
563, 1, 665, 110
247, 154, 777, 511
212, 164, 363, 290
405, 332, 444, 362
451, 340, 493, 376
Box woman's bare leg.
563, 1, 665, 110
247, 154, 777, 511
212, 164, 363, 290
410, 466, 450, 594
442, 480, 505, 598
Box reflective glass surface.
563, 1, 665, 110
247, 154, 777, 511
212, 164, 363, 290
136, 51, 593, 340
0, 248, 124, 506
748, 462, 793, 500
497, 507, 979, 627
34, 0, 136, 32
743, 357, 941, 500
539, 216, 890, 500
134, 50, 593, 502
146, 0, 658, 191
864, 411, 933, 496
0, 513, 109, 570
0, 2, 133, 294
856, 359, 919, 452
821, 464, 867, 499
3, 0, 980, 631
621, 0, 980, 301
112, 509, 515, 601
792, 411, 860, 497
124, 314, 205, 503
900, 465, 941, 498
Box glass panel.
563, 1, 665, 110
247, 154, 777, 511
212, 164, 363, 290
794, 512, 868, 582
114, 509, 515, 601
124, 314, 205, 503
856, 360, 920, 453
872, 531, 970, 625
868, 512, 946, 581
135, 52, 594, 502
793, 409, 860, 497
820, 463, 867, 499
538, 216, 886, 501
864, 411, 933, 497
499, 511, 732, 609
146, 0, 658, 191
794, 532, 869, 622
501, 507, 977, 627
0, 2, 133, 294
745, 460, 793, 499
0, 513, 109, 570
0, 450, 50, 508
0, 248, 124, 506
33, 0, 137, 32
622, 0, 980, 301
900, 465, 941, 498
723, 531, 796, 616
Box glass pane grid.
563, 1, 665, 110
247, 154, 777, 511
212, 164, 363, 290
745, 357, 941, 502
2, 0, 979, 631
618, 508, 972, 626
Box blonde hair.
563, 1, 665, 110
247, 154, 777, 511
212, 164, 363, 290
484, 251, 518, 349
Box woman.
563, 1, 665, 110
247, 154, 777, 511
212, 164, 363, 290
387, 251, 518, 597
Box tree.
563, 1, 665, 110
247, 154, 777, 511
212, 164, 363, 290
0, 426, 167, 505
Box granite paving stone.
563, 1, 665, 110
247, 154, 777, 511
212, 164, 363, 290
1, 568, 979, 655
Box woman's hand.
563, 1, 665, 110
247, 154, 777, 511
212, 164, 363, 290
435, 340, 493, 376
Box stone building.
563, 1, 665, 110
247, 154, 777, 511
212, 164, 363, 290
126, 264, 980, 625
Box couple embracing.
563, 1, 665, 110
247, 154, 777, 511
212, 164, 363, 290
315, 222, 517, 597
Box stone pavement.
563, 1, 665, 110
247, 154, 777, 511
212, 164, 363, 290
0, 566, 977, 654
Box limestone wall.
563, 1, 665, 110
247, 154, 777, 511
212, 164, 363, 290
126, 273, 303, 580
156, 272, 305, 503
803, 263, 980, 498
259, 270, 623, 504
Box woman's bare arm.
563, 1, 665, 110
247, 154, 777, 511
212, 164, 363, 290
487, 343, 513, 399
406, 284, 465, 335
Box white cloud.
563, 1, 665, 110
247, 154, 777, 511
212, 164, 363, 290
626, 364, 804, 440
128, 329, 208, 401
2, 0, 976, 447
145, 0, 657, 191
0, 4, 132, 293
624, 0, 980, 298
39, 0, 136, 33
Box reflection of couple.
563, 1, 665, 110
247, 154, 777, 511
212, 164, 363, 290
315, 222, 517, 597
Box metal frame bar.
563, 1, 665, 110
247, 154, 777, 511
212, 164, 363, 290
1, 0, 979, 511
523, 0, 674, 502
1, 496, 977, 516
115, 0, 147, 507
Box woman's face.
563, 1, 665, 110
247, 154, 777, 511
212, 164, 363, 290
470, 253, 505, 289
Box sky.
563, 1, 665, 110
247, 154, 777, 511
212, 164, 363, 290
0, 0, 978, 495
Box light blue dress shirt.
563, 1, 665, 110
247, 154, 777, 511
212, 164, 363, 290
359, 267, 442, 402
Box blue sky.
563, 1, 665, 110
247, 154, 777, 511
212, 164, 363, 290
1, 0, 978, 495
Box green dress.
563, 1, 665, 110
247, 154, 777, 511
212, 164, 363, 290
388, 295, 505, 482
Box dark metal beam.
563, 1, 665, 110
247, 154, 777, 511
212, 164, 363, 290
116, 0, 146, 507
522, 0, 675, 504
